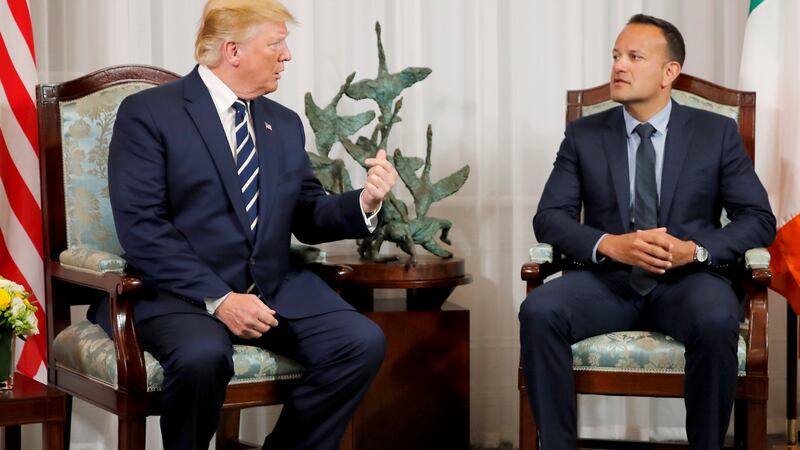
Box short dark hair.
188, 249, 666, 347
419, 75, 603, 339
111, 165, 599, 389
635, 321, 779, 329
627, 14, 685, 66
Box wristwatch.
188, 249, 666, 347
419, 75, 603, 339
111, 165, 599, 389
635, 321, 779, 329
693, 244, 709, 264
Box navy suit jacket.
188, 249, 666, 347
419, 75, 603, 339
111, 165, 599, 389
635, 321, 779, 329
106, 67, 372, 323
534, 101, 775, 267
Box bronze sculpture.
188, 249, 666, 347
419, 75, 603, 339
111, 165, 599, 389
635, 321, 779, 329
305, 22, 469, 262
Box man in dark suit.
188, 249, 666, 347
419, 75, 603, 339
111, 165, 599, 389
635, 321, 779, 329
519, 14, 775, 450
101, 1, 398, 449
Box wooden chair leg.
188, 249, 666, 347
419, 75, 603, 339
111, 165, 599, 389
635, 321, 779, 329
44, 420, 65, 450
745, 400, 767, 450
63, 395, 72, 450
3, 425, 21, 450
117, 415, 146, 450
734, 399, 747, 450
520, 386, 538, 450
340, 421, 354, 450
216, 409, 241, 450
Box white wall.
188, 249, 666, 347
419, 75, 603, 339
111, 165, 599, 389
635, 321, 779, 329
23, 1, 793, 448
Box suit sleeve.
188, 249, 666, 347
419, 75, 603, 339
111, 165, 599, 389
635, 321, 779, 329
108, 95, 231, 305
692, 118, 776, 263
289, 114, 378, 244
533, 124, 607, 263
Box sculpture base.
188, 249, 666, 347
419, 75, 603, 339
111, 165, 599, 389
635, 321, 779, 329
324, 254, 471, 310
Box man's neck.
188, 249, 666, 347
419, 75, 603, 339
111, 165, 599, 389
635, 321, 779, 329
623, 94, 671, 123
209, 65, 259, 100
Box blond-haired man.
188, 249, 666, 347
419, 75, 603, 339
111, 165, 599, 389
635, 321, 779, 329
98, 1, 398, 448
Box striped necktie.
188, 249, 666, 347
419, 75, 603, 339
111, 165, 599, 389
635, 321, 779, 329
232, 99, 259, 233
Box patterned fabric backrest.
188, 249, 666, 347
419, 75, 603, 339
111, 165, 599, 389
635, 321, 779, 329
580, 89, 740, 123
580, 89, 739, 227
60, 82, 157, 256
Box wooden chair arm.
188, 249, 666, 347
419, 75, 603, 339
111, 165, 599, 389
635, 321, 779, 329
743, 267, 771, 377
521, 261, 560, 294
49, 261, 149, 393
49, 261, 143, 298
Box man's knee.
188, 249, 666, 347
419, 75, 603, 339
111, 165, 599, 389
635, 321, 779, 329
687, 312, 739, 351
352, 318, 386, 373
168, 342, 234, 385
519, 290, 568, 337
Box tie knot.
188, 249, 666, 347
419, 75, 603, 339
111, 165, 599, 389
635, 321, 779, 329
232, 99, 248, 115
634, 122, 656, 139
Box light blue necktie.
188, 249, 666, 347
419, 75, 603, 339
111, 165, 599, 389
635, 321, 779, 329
232, 99, 259, 233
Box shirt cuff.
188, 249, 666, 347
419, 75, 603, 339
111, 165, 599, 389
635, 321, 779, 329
359, 191, 382, 232
592, 234, 608, 264
205, 291, 232, 315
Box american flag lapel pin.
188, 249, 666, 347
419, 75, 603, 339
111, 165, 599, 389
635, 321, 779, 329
264, 122, 273, 132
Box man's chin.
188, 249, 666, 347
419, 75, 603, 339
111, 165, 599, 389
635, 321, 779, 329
609, 90, 629, 104
262, 82, 278, 95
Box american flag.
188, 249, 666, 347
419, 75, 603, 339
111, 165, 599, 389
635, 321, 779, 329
0, 0, 46, 380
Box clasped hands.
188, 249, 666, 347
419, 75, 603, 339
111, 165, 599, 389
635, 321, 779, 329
598, 227, 696, 274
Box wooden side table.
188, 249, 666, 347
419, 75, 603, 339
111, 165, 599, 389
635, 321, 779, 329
325, 254, 471, 450
0, 372, 67, 450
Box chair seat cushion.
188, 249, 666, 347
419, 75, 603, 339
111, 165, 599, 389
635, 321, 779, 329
571, 331, 746, 376
53, 320, 304, 392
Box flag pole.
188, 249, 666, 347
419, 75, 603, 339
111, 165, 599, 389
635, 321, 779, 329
789, 304, 798, 444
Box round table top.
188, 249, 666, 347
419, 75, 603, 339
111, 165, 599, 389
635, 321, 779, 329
324, 254, 472, 289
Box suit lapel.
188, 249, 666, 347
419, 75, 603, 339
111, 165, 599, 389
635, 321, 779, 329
658, 101, 692, 226
602, 107, 632, 230
250, 98, 284, 243
183, 68, 255, 242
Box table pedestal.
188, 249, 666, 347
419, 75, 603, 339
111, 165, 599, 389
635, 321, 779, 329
325, 254, 471, 450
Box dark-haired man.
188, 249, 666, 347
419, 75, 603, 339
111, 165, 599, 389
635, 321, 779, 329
519, 14, 774, 450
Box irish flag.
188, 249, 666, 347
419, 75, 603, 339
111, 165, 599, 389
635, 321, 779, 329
740, 0, 800, 311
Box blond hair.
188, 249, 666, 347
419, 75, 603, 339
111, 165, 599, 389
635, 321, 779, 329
195, 0, 295, 67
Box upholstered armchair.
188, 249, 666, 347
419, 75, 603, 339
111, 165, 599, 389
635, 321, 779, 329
38, 65, 352, 450
518, 74, 770, 450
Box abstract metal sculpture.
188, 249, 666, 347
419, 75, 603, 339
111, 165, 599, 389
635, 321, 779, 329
305, 22, 469, 262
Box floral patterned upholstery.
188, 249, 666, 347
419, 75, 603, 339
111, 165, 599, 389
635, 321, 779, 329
581, 90, 740, 122
52, 321, 304, 392
571, 330, 747, 376
60, 82, 156, 257
59, 247, 126, 273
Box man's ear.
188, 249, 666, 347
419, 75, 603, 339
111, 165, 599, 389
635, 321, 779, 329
222, 40, 240, 67
662, 61, 681, 88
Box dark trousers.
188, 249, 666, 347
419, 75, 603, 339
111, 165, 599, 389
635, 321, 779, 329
519, 269, 740, 450
137, 309, 386, 450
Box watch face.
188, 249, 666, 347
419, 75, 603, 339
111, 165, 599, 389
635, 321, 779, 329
696, 246, 709, 263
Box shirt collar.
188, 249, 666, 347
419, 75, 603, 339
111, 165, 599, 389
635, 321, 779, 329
198, 64, 239, 116
623, 99, 672, 137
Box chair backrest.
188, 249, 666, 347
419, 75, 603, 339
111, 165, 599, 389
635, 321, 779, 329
565, 73, 756, 163
38, 66, 180, 263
